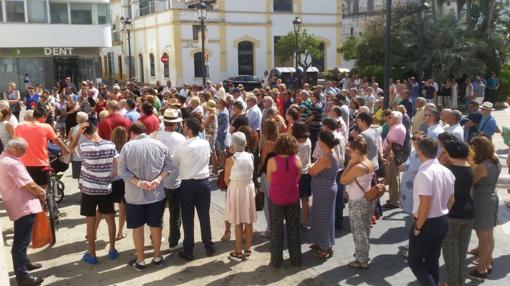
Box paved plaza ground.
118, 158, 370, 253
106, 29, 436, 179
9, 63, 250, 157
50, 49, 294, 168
2, 109, 510, 285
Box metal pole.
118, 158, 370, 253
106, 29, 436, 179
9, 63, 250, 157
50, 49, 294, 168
127, 29, 132, 80
201, 18, 206, 86
383, 0, 392, 108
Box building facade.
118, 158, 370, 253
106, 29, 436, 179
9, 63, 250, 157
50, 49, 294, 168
0, 0, 112, 91
102, 0, 344, 86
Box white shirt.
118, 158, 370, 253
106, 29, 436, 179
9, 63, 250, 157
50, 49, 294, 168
444, 123, 464, 141
412, 159, 455, 218
217, 87, 226, 100
297, 138, 312, 174
427, 124, 444, 139
154, 130, 187, 189
246, 104, 262, 131
312, 131, 346, 170
174, 136, 211, 180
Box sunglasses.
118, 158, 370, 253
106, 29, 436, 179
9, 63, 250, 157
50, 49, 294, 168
411, 136, 423, 142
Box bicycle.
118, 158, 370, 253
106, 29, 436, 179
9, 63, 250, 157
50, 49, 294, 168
43, 163, 60, 245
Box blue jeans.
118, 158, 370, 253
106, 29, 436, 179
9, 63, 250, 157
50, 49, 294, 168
180, 179, 213, 255
12, 214, 35, 279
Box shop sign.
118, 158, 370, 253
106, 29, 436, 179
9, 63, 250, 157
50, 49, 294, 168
44, 48, 74, 56
0, 47, 99, 57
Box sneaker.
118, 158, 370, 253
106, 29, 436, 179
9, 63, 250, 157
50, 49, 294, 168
128, 259, 146, 271
82, 253, 97, 265
108, 249, 119, 260
468, 269, 487, 282
169, 243, 183, 252
151, 256, 164, 267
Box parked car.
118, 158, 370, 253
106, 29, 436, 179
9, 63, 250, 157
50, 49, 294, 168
223, 75, 262, 91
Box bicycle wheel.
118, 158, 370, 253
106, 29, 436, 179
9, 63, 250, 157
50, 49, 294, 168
55, 180, 65, 203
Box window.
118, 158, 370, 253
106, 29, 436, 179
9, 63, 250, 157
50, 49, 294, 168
273, 0, 292, 12
238, 41, 254, 75
139, 54, 145, 83
6, 0, 25, 22
71, 3, 92, 24
149, 53, 155, 77
353, 0, 359, 14
162, 53, 169, 78
367, 0, 374, 12
194, 52, 208, 78
97, 4, 109, 24
28, 0, 48, 23
274, 36, 282, 66
311, 42, 325, 72
50, 2, 68, 24
192, 25, 201, 41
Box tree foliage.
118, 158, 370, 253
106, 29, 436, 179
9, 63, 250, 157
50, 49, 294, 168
338, 0, 510, 84
275, 30, 323, 72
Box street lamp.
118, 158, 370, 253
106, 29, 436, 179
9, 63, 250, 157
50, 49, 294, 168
196, 1, 208, 86
120, 16, 133, 80
293, 16, 302, 89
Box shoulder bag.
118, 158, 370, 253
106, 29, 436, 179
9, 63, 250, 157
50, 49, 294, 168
354, 164, 387, 202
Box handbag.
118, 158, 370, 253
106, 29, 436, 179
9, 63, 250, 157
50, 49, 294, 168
217, 170, 227, 191
390, 142, 407, 166
32, 212, 53, 248
354, 163, 387, 202
255, 188, 265, 211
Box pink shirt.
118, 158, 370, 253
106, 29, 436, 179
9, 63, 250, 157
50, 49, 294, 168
269, 155, 301, 205
383, 123, 406, 150
0, 153, 42, 221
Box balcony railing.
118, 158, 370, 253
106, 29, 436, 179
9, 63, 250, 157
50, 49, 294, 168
140, 1, 168, 16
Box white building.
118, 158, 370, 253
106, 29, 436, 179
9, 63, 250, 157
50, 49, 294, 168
102, 0, 344, 86
0, 0, 112, 90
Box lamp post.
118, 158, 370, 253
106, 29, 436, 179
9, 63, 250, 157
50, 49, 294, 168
197, 1, 208, 86
121, 16, 133, 80
383, 0, 392, 108
292, 16, 302, 89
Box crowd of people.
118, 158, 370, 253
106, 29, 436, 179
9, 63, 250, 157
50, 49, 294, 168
0, 72, 504, 286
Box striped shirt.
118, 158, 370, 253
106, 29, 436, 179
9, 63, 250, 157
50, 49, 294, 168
77, 140, 118, 195
299, 99, 313, 121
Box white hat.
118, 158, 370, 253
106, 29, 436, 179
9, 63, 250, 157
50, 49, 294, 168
480, 101, 495, 111
113, 84, 120, 90
160, 109, 182, 123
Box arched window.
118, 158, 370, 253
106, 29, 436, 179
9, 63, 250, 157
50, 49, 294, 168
162, 53, 169, 78
311, 42, 325, 72
149, 53, 155, 77
238, 41, 254, 75
194, 52, 208, 78
139, 54, 144, 83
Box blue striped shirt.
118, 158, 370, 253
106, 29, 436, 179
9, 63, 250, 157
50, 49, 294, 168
77, 140, 118, 195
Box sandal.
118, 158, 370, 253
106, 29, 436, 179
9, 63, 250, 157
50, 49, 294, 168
468, 249, 479, 256
244, 249, 252, 257
116, 232, 127, 241
221, 231, 231, 241
229, 251, 244, 260
315, 248, 334, 259
348, 260, 369, 269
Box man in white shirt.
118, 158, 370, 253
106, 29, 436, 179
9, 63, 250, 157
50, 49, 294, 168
173, 118, 214, 261
151, 109, 186, 252
245, 95, 262, 132
444, 110, 464, 141
408, 137, 454, 286
216, 82, 226, 101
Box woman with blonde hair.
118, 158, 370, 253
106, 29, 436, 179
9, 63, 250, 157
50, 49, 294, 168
204, 100, 219, 175
0, 109, 14, 149
5, 82, 21, 120
110, 126, 129, 240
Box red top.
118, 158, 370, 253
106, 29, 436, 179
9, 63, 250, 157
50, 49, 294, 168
139, 114, 160, 134
269, 155, 300, 205
276, 94, 285, 116
95, 100, 107, 115
98, 113, 131, 140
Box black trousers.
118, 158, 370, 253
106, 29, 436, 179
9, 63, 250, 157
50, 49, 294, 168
269, 201, 302, 266
180, 179, 214, 255
12, 214, 35, 280
165, 187, 181, 247
335, 171, 345, 227
408, 215, 448, 286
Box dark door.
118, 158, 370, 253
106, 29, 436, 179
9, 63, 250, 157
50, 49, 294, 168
54, 57, 80, 84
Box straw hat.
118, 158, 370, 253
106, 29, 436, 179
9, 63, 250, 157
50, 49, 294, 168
160, 109, 182, 123
480, 101, 495, 111
167, 98, 181, 108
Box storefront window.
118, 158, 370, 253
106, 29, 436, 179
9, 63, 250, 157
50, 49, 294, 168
6, 0, 25, 23
71, 3, 92, 24
97, 4, 109, 24
28, 0, 48, 23
50, 2, 69, 24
